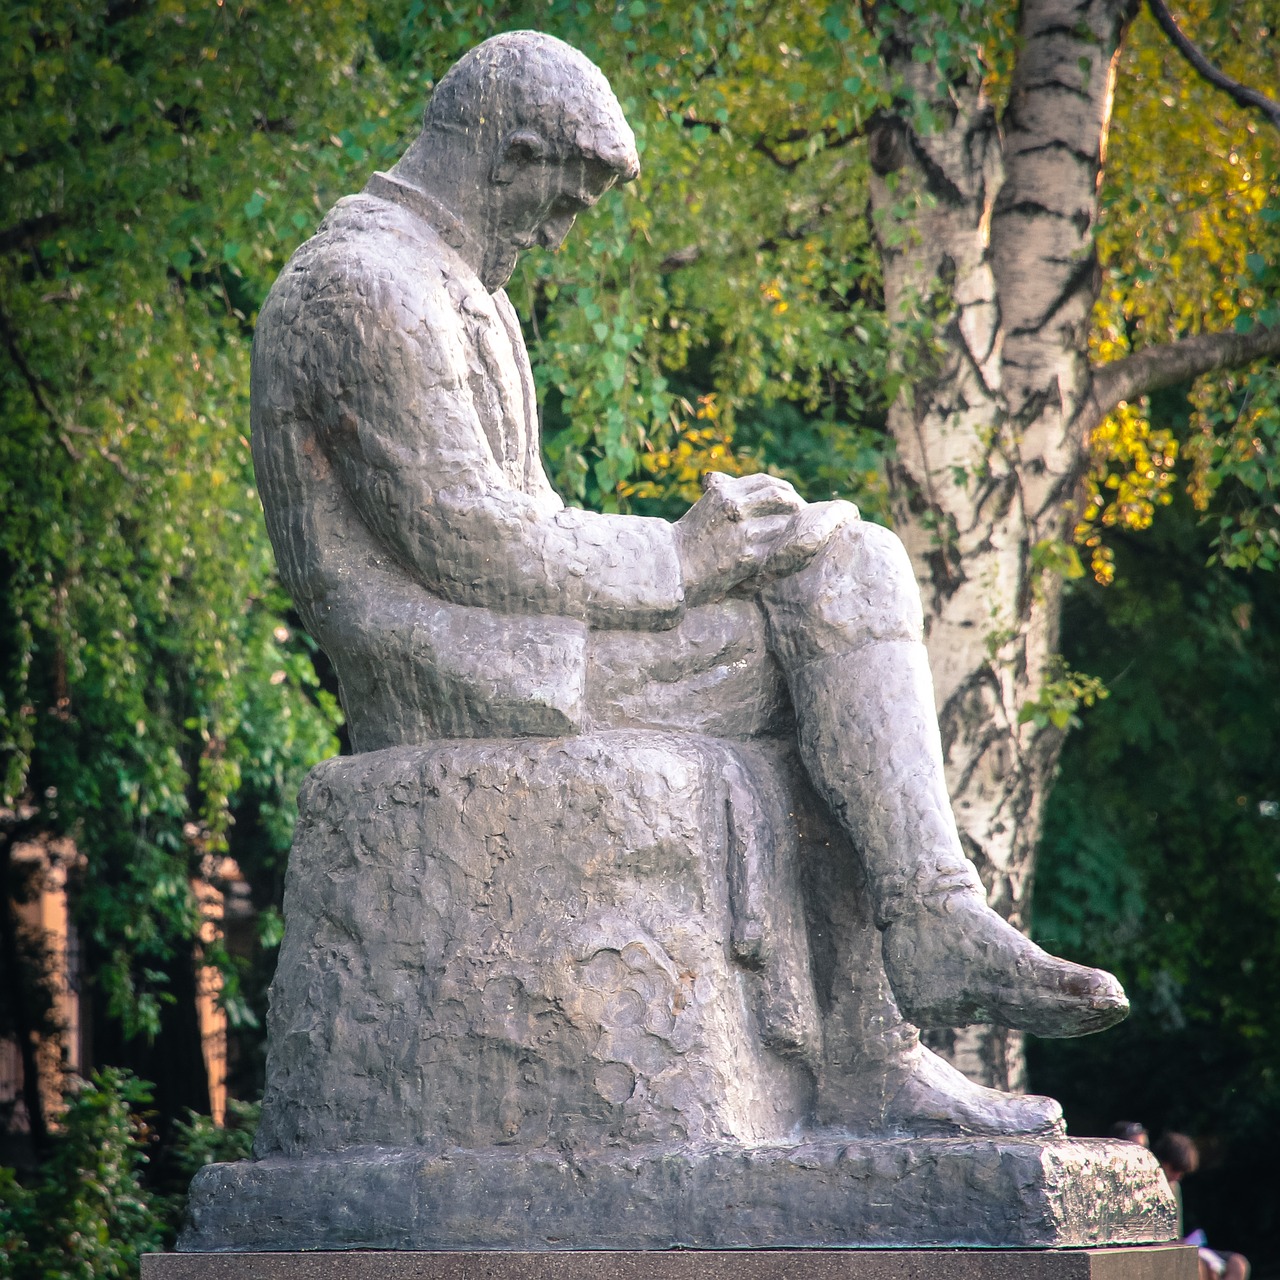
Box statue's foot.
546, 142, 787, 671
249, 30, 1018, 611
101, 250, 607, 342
879, 1044, 1064, 1138
881, 894, 1128, 1038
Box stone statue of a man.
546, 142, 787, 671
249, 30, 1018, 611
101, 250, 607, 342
252, 31, 1125, 1139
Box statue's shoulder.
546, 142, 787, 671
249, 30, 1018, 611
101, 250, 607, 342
260, 192, 458, 338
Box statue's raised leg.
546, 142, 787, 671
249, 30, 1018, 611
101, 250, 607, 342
762, 515, 1129, 1039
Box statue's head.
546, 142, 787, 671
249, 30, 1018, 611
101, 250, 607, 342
412, 30, 640, 290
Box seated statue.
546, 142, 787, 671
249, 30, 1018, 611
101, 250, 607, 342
249, 31, 1126, 1152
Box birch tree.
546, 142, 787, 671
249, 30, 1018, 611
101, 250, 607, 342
857, 0, 1279, 1084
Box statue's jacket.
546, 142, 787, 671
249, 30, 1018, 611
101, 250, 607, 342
252, 173, 790, 751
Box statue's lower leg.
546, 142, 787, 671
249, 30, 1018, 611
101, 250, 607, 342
763, 518, 1128, 1041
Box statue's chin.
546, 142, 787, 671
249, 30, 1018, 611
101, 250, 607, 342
482, 247, 520, 292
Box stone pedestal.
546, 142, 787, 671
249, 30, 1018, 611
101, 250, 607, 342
184, 736, 1174, 1255
145, 1246, 1199, 1280
181, 1138, 1171, 1253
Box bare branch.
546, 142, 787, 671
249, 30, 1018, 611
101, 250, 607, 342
753, 137, 804, 172
1085, 322, 1280, 429
677, 113, 864, 172
1147, 0, 1280, 131
657, 208, 834, 274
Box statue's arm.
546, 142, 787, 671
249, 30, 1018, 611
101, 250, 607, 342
309, 273, 684, 630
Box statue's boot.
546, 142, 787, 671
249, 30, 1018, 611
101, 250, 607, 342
880, 1043, 1064, 1135
812, 899, 1069, 1133
763, 516, 1128, 1039
744, 740, 1066, 1137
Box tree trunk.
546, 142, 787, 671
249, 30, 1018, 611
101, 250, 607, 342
869, 0, 1137, 1089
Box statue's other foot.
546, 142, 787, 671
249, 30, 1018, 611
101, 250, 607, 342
878, 1044, 1065, 1138
882, 894, 1128, 1038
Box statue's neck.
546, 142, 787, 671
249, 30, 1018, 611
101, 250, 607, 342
386, 139, 489, 280
366, 172, 476, 256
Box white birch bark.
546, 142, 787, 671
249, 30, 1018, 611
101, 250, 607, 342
868, 0, 1138, 1088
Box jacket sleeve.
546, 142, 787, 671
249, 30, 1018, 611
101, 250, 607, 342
297, 259, 685, 631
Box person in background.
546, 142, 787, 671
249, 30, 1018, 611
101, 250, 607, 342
1110, 1120, 1150, 1147
1154, 1132, 1250, 1280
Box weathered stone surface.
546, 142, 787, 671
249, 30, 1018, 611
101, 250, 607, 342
248, 735, 1114, 1163
182, 737, 1177, 1252
252, 733, 821, 1157
180, 1137, 1174, 1252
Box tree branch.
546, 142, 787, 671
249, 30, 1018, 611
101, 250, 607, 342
677, 113, 864, 172
1086, 323, 1280, 428
0, 305, 85, 463
0, 303, 133, 476
1147, 0, 1280, 131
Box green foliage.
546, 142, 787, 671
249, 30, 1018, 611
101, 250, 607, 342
1017, 656, 1108, 732
1031, 485, 1280, 1263
158, 1098, 259, 1228
1188, 262, 1280, 572
0, 1069, 165, 1280
0, 1072, 260, 1278
1, 2, 361, 1038
1082, 2, 1280, 579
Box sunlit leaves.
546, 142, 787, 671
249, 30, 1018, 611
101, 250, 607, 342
1085, 1, 1280, 573
0, 1, 379, 1035
1186, 360, 1280, 570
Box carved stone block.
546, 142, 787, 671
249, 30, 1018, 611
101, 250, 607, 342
182, 736, 1175, 1251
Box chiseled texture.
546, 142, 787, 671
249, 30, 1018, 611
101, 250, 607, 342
254, 733, 813, 1154
252, 179, 681, 752
181, 1135, 1176, 1252
252, 732, 912, 1157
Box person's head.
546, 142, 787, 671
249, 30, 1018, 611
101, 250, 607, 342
1110, 1120, 1149, 1148
1153, 1131, 1199, 1186
398, 31, 640, 290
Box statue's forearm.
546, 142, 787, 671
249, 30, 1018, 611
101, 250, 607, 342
378, 484, 685, 630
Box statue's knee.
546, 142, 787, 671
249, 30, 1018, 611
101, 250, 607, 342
764, 518, 923, 662
837, 521, 923, 644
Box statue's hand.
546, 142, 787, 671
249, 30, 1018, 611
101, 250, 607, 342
674, 471, 805, 607
764, 499, 860, 579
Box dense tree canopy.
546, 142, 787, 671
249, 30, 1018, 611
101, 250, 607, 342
1, 2, 1278, 1261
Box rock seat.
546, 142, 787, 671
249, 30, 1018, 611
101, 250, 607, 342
254, 730, 868, 1158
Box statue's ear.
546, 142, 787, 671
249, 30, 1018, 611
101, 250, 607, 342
491, 130, 548, 185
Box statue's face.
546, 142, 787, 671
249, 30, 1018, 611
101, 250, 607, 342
481, 153, 618, 290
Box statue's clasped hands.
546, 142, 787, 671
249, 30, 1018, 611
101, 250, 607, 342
674, 470, 859, 608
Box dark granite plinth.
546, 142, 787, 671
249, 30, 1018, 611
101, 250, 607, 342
144, 1245, 1198, 1280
